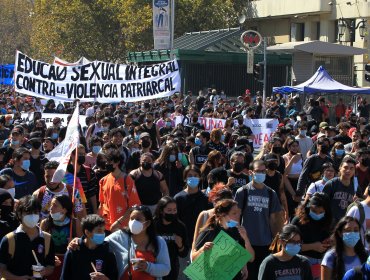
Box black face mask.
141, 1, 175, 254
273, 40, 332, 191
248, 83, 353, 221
320, 145, 329, 154
233, 162, 244, 173
31, 141, 42, 149
184, 145, 191, 153
362, 158, 370, 167
77, 155, 85, 165
272, 146, 282, 154
105, 163, 115, 173
163, 213, 177, 222
141, 139, 151, 148
267, 161, 278, 170
141, 162, 152, 170
0, 205, 13, 219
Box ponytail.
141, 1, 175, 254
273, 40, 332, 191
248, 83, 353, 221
269, 233, 281, 253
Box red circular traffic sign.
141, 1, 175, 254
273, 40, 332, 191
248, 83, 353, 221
240, 30, 262, 49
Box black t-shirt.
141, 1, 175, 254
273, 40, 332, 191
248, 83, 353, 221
258, 254, 313, 280
132, 169, 163, 205
30, 151, 48, 188
174, 190, 212, 244
154, 219, 189, 279
61, 238, 118, 280
227, 169, 249, 195
264, 171, 282, 196
291, 216, 331, 259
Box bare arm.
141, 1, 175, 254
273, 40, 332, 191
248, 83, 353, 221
192, 211, 207, 250
269, 211, 283, 238
321, 265, 332, 280
189, 149, 195, 165
160, 179, 169, 196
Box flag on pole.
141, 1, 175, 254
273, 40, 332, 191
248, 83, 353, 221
47, 104, 80, 183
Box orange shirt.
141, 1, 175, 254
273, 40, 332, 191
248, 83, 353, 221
122, 250, 156, 280
99, 173, 141, 230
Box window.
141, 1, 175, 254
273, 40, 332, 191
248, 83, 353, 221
291, 23, 305, 42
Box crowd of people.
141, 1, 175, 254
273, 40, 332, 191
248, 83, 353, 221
0, 86, 369, 280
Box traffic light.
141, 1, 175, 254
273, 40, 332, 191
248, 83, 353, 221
253, 63, 264, 81
365, 63, 370, 82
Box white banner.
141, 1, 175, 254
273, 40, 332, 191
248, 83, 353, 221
20, 113, 87, 128
153, 0, 171, 49
49, 106, 80, 182
175, 116, 278, 148
53, 56, 91, 66
14, 51, 181, 103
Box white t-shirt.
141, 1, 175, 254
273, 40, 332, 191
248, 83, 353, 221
346, 201, 370, 245
306, 179, 325, 196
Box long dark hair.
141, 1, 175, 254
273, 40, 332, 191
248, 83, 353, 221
201, 199, 237, 232
154, 196, 177, 222
332, 216, 367, 280
44, 195, 73, 232
269, 224, 302, 253
295, 192, 332, 230
125, 205, 159, 256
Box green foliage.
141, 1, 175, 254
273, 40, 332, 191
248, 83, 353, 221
0, 0, 33, 64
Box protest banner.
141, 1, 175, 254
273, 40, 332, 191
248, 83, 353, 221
175, 116, 278, 148
20, 113, 87, 128
153, 0, 171, 49
53, 56, 91, 66
0, 64, 14, 85
175, 116, 226, 131
14, 51, 181, 103
244, 118, 279, 148
184, 230, 252, 280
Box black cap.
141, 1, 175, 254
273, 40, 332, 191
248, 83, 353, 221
28, 132, 42, 142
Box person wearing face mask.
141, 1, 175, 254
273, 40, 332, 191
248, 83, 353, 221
141, 112, 161, 150
61, 214, 118, 280
258, 224, 312, 280
189, 130, 212, 168
0, 147, 38, 199
0, 116, 10, 147
129, 153, 169, 214
98, 149, 141, 232
355, 148, 370, 192
192, 199, 254, 279
207, 128, 228, 156
226, 152, 250, 195
295, 122, 313, 161
0, 195, 55, 279
2, 125, 31, 164
321, 216, 368, 280
85, 136, 104, 168
235, 114, 254, 142
234, 160, 283, 280
333, 122, 352, 145
40, 195, 82, 280
264, 137, 286, 175
0, 188, 18, 239
296, 138, 334, 199
305, 163, 336, 200
154, 196, 189, 280
28, 132, 48, 187
0, 174, 16, 200
154, 144, 185, 196
291, 193, 332, 279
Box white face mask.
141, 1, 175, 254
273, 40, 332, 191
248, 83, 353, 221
23, 214, 39, 228
7, 188, 15, 199
50, 212, 64, 221
129, 219, 144, 235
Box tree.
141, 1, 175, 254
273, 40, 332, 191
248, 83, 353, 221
0, 0, 33, 64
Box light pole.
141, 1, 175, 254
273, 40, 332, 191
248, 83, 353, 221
338, 18, 366, 46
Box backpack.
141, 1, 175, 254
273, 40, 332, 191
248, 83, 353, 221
241, 184, 274, 216
347, 200, 365, 227
5, 231, 51, 259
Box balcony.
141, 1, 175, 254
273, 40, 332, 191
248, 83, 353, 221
246, 0, 332, 19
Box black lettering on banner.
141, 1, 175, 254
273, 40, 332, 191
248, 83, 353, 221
144, 67, 150, 78
90, 62, 101, 80
80, 64, 91, 81
71, 67, 80, 81
137, 82, 144, 97
16, 52, 26, 71
116, 64, 123, 80
151, 81, 159, 95
125, 65, 136, 80
146, 82, 153, 96
151, 65, 159, 77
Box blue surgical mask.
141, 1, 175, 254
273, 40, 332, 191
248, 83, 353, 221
285, 243, 301, 256
342, 232, 360, 248
11, 140, 19, 146
195, 138, 202, 146
323, 176, 329, 182
169, 155, 176, 162
226, 220, 239, 228
166, 121, 172, 127
187, 177, 200, 188
51, 133, 58, 139
92, 145, 101, 154
309, 210, 325, 221
91, 233, 105, 245
253, 173, 266, 184
335, 149, 345, 156
22, 159, 30, 171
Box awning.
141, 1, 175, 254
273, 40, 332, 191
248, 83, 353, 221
267, 40, 366, 56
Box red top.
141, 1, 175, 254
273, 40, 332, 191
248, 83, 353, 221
122, 250, 156, 280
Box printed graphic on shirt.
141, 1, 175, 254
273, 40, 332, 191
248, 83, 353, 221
333, 192, 354, 210
248, 195, 269, 212
95, 259, 103, 272
161, 234, 176, 241
275, 267, 301, 280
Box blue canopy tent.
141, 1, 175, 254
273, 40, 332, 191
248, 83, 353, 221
273, 66, 370, 94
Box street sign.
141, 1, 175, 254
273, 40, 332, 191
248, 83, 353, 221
240, 30, 262, 49
247, 50, 254, 74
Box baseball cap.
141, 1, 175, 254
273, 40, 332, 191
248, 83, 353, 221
319, 122, 329, 129
139, 132, 151, 139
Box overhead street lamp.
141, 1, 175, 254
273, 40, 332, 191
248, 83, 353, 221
338, 18, 366, 45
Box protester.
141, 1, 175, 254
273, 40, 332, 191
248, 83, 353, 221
0, 188, 18, 239
154, 196, 189, 280
321, 216, 368, 280
258, 224, 313, 280
305, 163, 336, 200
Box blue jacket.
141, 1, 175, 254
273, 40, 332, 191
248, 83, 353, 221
105, 230, 171, 279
